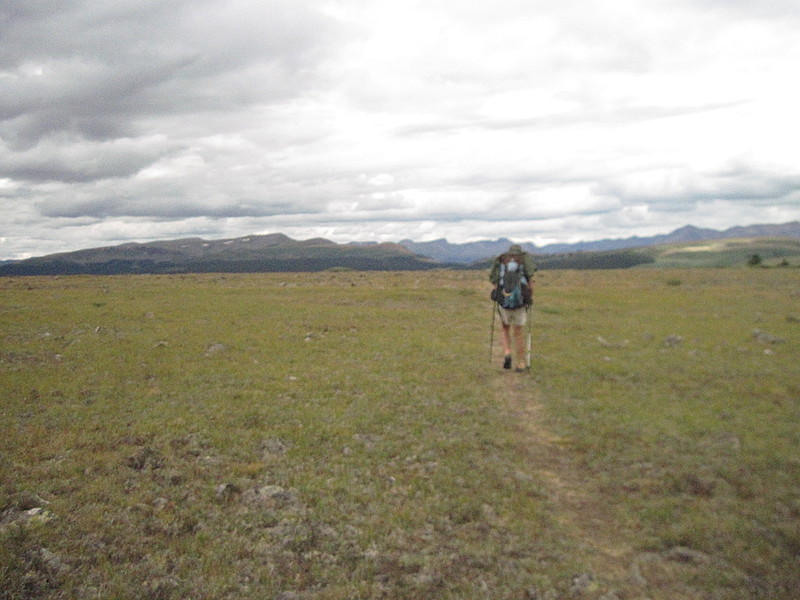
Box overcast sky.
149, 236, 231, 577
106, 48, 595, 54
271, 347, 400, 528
2, 0, 799, 259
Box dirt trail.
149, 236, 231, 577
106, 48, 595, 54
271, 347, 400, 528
499, 374, 720, 600
501, 378, 638, 591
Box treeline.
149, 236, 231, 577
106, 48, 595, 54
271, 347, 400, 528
0, 256, 447, 276
469, 249, 656, 271
534, 250, 656, 270
0, 249, 658, 276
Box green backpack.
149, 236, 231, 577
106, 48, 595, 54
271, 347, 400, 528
492, 255, 531, 309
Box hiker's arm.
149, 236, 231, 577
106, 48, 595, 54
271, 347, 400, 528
489, 259, 501, 284
524, 254, 536, 276
524, 255, 536, 284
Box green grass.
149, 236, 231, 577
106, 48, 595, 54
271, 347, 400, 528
1, 269, 799, 599
640, 237, 800, 268
532, 269, 800, 598
1, 272, 568, 599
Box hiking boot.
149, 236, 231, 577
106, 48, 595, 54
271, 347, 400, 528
503, 354, 512, 369
515, 365, 529, 373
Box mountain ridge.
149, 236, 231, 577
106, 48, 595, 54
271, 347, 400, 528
2, 221, 799, 275
399, 221, 800, 263
0, 234, 440, 276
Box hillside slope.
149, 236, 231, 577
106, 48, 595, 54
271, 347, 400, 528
0, 235, 440, 276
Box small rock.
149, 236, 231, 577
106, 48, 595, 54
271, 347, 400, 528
242, 485, 295, 508
570, 572, 599, 595
215, 482, 242, 499
664, 546, 709, 564
126, 446, 164, 470
24, 507, 55, 523
598, 336, 628, 348
664, 335, 684, 347
12, 491, 49, 511
40, 548, 69, 575
752, 329, 783, 344
204, 342, 227, 357
630, 562, 648, 587
261, 438, 290, 456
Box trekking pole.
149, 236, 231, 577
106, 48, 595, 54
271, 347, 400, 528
526, 306, 532, 369
489, 301, 496, 363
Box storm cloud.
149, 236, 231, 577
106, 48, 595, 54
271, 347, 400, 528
2, 0, 799, 259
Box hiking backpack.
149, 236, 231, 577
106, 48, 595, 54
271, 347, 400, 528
492, 255, 532, 310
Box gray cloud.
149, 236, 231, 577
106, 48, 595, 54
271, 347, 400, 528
595, 164, 800, 206
1, 0, 342, 148
1, 0, 799, 260
1, 135, 173, 182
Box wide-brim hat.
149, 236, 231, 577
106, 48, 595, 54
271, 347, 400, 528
508, 244, 523, 254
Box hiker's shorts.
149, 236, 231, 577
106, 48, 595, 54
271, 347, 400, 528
498, 306, 527, 327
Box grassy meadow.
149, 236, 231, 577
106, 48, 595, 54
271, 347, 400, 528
1, 269, 798, 599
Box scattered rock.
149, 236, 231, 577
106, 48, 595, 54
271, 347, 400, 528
242, 485, 296, 509
261, 438, 290, 457
664, 335, 684, 347
630, 561, 648, 587
597, 336, 628, 349
524, 587, 559, 600
39, 547, 69, 576
663, 546, 709, 564
0, 503, 56, 530
204, 342, 227, 357
11, 491, 50, 511
752, 329, 783, 344
215, 482, 242, 500
569, 572, 599, 595
126, 446, 165, 470
144, 576, 180, 598
709, 431, 742, 452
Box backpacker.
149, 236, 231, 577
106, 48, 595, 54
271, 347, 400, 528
492, 254, 531, 309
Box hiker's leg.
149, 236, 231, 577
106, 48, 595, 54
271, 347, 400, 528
498, 307, 513, 368
501, 323, 512, 356
513, 325, 526, 368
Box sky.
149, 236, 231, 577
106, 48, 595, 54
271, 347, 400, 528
2, 0, 800, 260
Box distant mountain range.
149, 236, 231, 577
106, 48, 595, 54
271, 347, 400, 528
0, 234, 439, 276
400, 221, 800, 263
1, 221, 798, 276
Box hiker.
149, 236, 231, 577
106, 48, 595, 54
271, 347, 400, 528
489, 243, 535, 371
